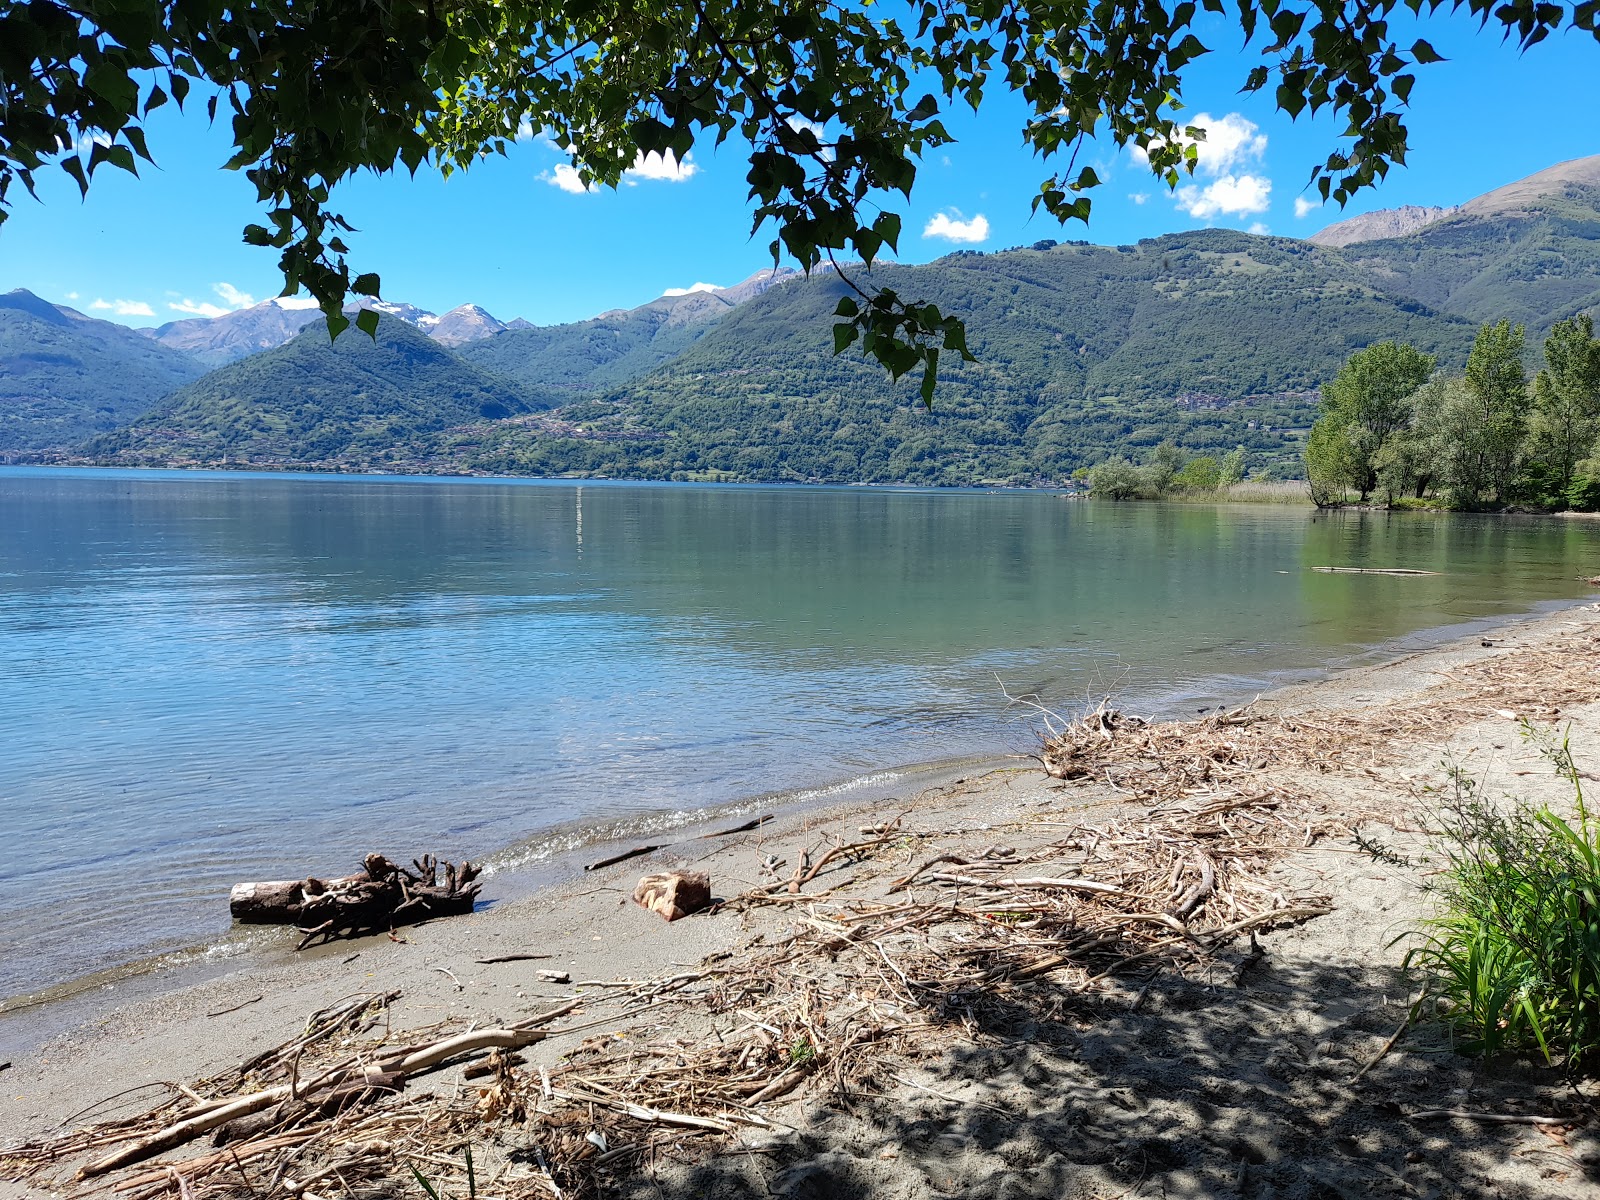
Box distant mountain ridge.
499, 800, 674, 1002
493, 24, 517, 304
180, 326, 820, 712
1309, 204, 1459, 247
145, 296, 531, 367
135, 272, 801, 369
93, 318, 538, 467
15, 153, 1600, 484
0, 289, 204, 452
456, 268, 802, 400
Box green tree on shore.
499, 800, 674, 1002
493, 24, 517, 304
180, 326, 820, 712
1305, 340, 1434, 502
1452, 321, 1529, 505
1218, 447, 1248, 488
1529, 316, 1600, 493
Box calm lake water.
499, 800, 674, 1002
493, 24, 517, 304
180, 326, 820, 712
3, 466, 1598, 999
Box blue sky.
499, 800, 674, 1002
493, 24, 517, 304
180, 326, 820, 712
4, 11, 1596, 329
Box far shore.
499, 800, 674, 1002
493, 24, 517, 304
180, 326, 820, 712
5, 603, 1600, 1199
18, 462, 1600, 521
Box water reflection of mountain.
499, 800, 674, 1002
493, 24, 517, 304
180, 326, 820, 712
5, 470, 1597, 674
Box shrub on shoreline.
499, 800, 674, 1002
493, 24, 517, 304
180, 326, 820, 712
1406, 727, 1600, 1068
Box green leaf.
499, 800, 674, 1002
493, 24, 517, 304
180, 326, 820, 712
352, 272, 381, 296
84, 62, 139, 112
409, 1164, 444, 1200
1411, 39, 1445, 64
873, 212, 902, 253
355, 308, 381, 338
919, 347, 939, 408
60, 156, 89, 197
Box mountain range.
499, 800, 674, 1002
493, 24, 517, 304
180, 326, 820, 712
144, 296, 534, 367
8, 155, 1600, 484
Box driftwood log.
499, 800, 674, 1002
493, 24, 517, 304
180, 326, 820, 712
230, 853, 482, 948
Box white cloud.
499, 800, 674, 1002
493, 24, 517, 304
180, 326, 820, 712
1129, 192, 1149, 206
662, 282, 721, 297
543, 150, 698, 193
215, 282, 256, 308
64, 291, 79, 300
1186, 113, 1267, 175
544, 162, 594, 193
1248, 222, 1271, 235
1134, 112, 1268, 178
1294, 196, 1322, 219
90, 298, 155, 317
1174, 174, 1272, 219
167, 299, 230, 318
624, 150, 697, 184
922, 209, 990, 244
167, 282, 258, 319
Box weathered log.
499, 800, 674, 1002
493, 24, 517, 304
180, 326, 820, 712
229, 852, 482, 947
229, 872, 368, 923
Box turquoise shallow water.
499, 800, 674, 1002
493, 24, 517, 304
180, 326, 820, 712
3, 466, 1598, 998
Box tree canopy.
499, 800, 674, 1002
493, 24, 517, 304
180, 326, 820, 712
4, 0, 1596, 399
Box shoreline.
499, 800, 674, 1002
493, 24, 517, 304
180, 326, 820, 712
21, 463, 1600, 520
4, 590, 1597, 1055
5, 602, 1600, 1199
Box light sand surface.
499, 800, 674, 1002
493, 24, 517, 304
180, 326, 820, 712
5, 605, 1600, 1198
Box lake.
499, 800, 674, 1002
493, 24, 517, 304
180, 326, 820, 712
3, 466, 1597, 1000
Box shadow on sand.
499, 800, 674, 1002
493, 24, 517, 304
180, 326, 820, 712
624, 953, 1595, 1200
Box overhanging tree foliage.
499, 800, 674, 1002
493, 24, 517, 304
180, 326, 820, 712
4, 0, 1596, 401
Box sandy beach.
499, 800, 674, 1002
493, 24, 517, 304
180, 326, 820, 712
6, 603, 1600, 1198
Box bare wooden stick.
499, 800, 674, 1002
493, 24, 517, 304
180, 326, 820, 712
923, 872, 1123, 896
1351, 1013, 1412, 1084
1408, 1109, 1569, 1126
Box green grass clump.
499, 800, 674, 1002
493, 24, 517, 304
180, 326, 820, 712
1407, 726, 1600, 1067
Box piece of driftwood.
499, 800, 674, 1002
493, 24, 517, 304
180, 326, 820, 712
583, 814, 773, 872
633, 871, 712, 921
1309, 566, 1439, 576
584, 843, 666, 872
1407, 1109, 1569, 1126
229, 854, 482, 947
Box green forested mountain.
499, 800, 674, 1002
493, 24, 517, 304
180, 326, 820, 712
90, 319, 537, 468
454, 269, 799, 400
1329, 166, 1600, 333
430, 231, 1476, 484
0, 290, 204, 453
33, 156, 1600, 485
